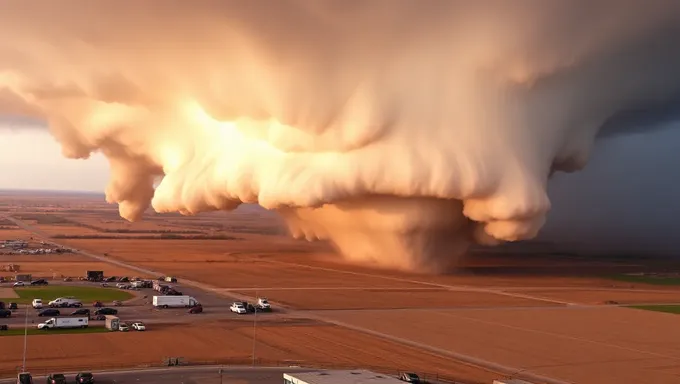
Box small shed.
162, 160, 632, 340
105, 315, 120, 331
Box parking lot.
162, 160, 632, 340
0, 280, 281, 329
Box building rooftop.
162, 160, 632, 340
284, 370, 404, 384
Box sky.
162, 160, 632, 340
0, 127, 109, 192
1, 123, 679, 256
0, 1, 678, 259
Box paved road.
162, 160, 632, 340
0, 366, 316, 384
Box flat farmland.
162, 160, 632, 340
60, 237, 314, 263
33, 224, 102, 237
67, 214, 183, 232
0, 254, 94, 263
0, 228, 34, 240
267, 253, 624, 289
0, 322, 498, 384
134, 261, 426, 289
0, 254, 152, 279
232, 288, 553, 310
516, 288, 680, 305
316, 306, 680, 384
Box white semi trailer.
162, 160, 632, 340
152, 295, 199, 308
38, 317, 88, 330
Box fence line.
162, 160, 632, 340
3, 357, 474, 384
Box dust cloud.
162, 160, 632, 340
1, 1, 680, 272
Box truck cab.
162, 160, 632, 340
48, 298, 81, 308
16, 372, 32, 384
257, 298, 271, 311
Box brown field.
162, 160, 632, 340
0, 321, 498, 383
66, 214, 183, 232
0, 228, 34, 240
34, 224, 102, 237
318, 306, 680, 384
232, 288, 555, 310
0, 254, 94, 263
59, 237, 314, 262
0, 288, 18, 298
134, 261, 426, 289
519, 288, 680, 304
0, 254, 151, 279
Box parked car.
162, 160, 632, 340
94, 308, 117, 316
118, 277, 129, 282
32, 299, 43, 309
104, 276, 116, 282
115, 283, 131, 289
188, 304, 203, 314
0, 309, 11, 318
131, 322, 146, 331
118, 322, 129, 332
9, 302, 18, 310
70, 308, 90, 316
63, 277, 72, 282
46, 373, 66, 384
30, 279, 48, 286
92, 301, 103, 308
75, 372, 94, 384
13, 281, 24, 287
38, 309, 60, 317
112, 300, 122, 306
230, 302, 247, 314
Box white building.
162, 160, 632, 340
283, 370, 404, 384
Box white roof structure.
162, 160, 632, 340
283, 370, 403, 384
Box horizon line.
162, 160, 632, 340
0, 188, 105, 195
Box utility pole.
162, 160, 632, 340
21, 303, 28, 372
252, 290, 258, 366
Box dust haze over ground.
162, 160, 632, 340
1, 1, 680, 272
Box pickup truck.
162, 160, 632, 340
48, 298, 82, 308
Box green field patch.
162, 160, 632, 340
628, 305, 680, 315
0, 326, 110, 336
2, 286, 133, 304
610, 274, 680, 286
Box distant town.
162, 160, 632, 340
1, 239, 75, 255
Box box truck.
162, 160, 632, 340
153, 295, 199, 308
37, 317, 88, 330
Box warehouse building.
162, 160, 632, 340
283, 370, 403, 384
